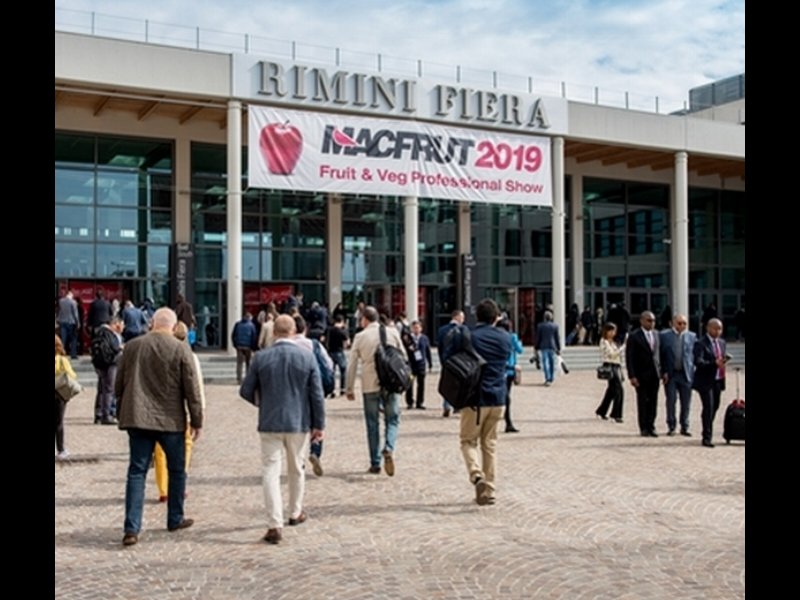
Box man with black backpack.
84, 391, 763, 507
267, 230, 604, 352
91, 316, 124, 425
346, 306, 408, 476
456, 299, 511, 506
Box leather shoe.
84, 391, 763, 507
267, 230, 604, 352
702, 440, 715, 448
367, 466, 381, 474
382, 449, 395, 477
167, 518, 194, 532
505, 427, 520, 433
122, 533, 138, 546
681, 430, 692, 437
288, 512, 307, 526
158, 495, 168, 503
442, 409, 451, 418
667, 430, 676, 437
648, 431, 659, 437
263, 528, 282, 544
416, 405, 426, 410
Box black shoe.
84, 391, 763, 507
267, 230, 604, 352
702, 440, 715, 448
640, 431, 650, 437
94, 417, 102, 424
596, 413, 608, 420
263, 528, 282, 544
648, 431, 659, 438
416, 405, 426, 410
122, 533, 138, 546
406, 404, 414, 410
168, 518, 194, 532
367, 466, 381, 474
667, 430, 676, 437
100, 417, 118, 425
505, 427, 520, 433
681, 430, 691, 437
613, 418, 624, 423
442, 409, 451, 418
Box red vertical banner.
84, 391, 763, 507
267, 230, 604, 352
244, 284, 261, 317
417, 286, 426, 322
260, 284, 295, 307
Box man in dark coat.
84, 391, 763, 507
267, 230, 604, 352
692, 318, 728, 448
625, 311, 661, 437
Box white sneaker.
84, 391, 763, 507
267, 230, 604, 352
56, 450, 70, 460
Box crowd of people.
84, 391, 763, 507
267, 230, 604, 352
55, 287, 740, 547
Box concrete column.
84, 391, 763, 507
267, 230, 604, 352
327, 193, 343, 311
672, 151, 689, 316
404, 196, 419, 322
551, 136, 566, 336
226, 100, 242, 356
174, 137, 191, 244
570, 174, 584, 309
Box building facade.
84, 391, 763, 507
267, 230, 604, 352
55, 31, 745, 348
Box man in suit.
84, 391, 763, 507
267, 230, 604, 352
659, 313, 696, 437
692, 318, 727, 448
625, 311, 661, 437
240, 315, 326, 544
437, 309, 465, 417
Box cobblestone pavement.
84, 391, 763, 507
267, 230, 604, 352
56, 370, 745, 599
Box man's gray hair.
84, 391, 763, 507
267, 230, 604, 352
152, 307, 178, 331
363, 306, 379, 323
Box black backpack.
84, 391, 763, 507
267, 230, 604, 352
91, 327, 119, 369
438, 326, 486, 413
375, 325, 413, 394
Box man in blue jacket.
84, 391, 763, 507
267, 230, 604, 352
240, 315, 325, 544
460, 299, 511, 507
535, 311, 561, 386
232, 312, 258, 384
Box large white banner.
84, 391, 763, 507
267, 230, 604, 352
248, 106, 552, 206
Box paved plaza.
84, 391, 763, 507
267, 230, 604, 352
55, 369, 745, 599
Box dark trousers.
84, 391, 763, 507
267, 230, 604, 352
406, 372, 426, 408
94, 365, 117, 420
124, 429, 187, 534
236, 347, 253, 383
330, 350, 347, 392
698, 382, 723, 443
55, 394, 67, 453
60, 323, 77, 358
635, 378, 659, 434
596, 366, 624, 419
504, 375, 516, 430
665, 371, 692, 432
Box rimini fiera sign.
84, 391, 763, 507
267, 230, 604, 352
234, 55, 567, 205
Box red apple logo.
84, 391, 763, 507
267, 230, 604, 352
260, 121, 303, 175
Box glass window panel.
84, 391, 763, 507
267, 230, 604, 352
193, 211, 227, 245
96, 208, 141, 242
628, 263, 669, 288
145, 246, 169, 277
721, 268, 745, 289
55, 133, 95, 165
148, 211, 173, 244
150, 174, 173, 210
98, 138, 172, 171
278, 251, 326, 281
55, 243, 94, 277
55, 205, 94, 240
196, 246, 225, 280
591, 261, 626, 287
242, 215, 260, 247
689, 266, 717, 289
719, 242, 744, 267
627, 183, 668, 238
55, 168, 94, 205
261, 249, 274, 281
689, 188, 718, 242
96, 244, 137, 278
96, 170, 140, 207
243, 249, 260, 281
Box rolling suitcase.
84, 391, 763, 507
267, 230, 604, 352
723, 367, 745, 444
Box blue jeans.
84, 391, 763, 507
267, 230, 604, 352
330, 350, 347, 392
124, 429, 187, 534
541, 349, 556, 383
665, 371, 692, 432
363, 391, 400, 468
60, 323, 77, 358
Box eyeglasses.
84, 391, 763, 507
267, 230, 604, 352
644, 318, 655, 322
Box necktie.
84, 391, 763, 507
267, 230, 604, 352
714, 339, 725, 379
647, 331, 654, 351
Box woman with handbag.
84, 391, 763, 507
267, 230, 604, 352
55, 334, 79, 460
595, 323, 624, 423
497, 319, 524, 433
